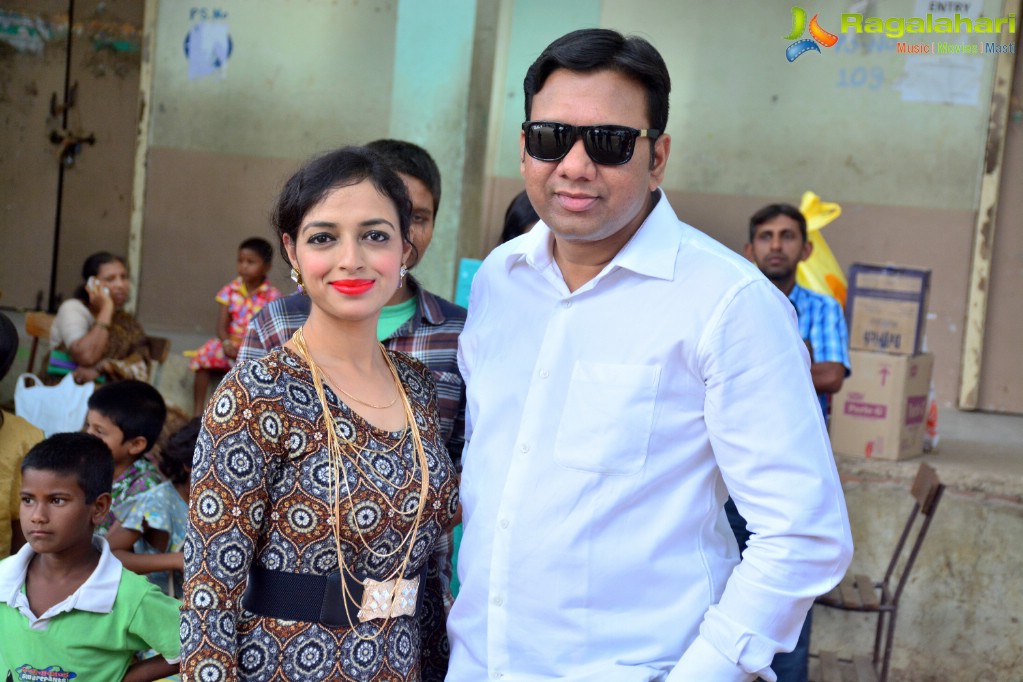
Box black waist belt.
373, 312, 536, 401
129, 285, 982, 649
241, 563, 428, 628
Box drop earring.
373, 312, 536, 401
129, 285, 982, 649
398, 265, 408, 289
290, 267, 306, 294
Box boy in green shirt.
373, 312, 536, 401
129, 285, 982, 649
0, 432, 180, 681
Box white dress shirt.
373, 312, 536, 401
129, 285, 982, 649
447, 193, 853, 682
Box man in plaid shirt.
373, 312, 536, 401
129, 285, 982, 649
237, 140, 465, 682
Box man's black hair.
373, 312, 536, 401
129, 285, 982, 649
87, 379, 167, 453
22, 432, 114, 503
365, 139, 442, 215
523, 28, 671, 133
239, 237, 274, 265
748, 204, 808, 243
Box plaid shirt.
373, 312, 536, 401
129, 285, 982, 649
788, 283, 851, 416
237, 279, 467, 468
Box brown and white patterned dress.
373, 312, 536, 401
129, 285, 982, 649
180, 346, 459, 681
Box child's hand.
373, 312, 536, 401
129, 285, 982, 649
223, 338, 238, 359
170, 551, 185, 571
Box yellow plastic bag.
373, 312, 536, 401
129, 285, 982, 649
796, 191, 847, 307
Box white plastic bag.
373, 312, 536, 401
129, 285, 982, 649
14, 373, 94, 437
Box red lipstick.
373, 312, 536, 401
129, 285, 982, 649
332, 279, 374, 295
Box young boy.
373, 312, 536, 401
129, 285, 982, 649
0, 432, 180, 681
85, 380, 166, 533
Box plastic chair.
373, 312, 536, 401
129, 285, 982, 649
810, 462, 945, 682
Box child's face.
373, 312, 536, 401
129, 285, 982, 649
85, 409, 144, 465
20, 468, 110, 556
237, 247, 270, 285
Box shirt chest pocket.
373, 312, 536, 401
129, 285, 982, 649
554, 362, 660, 475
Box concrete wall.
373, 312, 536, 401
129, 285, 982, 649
816, 454, 1023, 681
0, 0, 143, 310
478, 0, 1017, 414
137, 0, 482, 333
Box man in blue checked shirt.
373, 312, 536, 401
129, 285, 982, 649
730, 202, 851, 682
744, 203, 851, 419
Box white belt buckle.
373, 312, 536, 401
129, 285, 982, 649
357, 574, 420, 622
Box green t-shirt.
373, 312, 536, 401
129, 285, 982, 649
0, 564, 181, 681
377, 296, 417, 341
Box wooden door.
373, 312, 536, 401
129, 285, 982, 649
0, 0, 142, 311
977, 41, 1023, 414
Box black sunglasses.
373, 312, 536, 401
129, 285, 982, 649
522, 121, 661, 166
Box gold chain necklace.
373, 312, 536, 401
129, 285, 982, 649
314, 353, 400, 410
294, 329, 415, 500
292, 328, 429, 640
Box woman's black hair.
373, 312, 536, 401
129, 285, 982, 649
72, 251, 126, 303
272, 146, 414, 265
158, 417, 200, 485
500, 190, 540, 244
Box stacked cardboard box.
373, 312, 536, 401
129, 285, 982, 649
830, 264, 933, 460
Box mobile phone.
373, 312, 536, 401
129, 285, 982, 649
87, 276, 98, 289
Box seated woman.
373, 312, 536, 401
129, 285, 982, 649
49, 251, 150, 383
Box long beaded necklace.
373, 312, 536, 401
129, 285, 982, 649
292, 328, 429, 639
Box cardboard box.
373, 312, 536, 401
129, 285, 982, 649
830, 351, 934, 460
846, 263, 930, 355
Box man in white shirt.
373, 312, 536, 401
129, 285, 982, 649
447, 28, 854, 682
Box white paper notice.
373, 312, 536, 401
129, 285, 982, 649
896, 55, 984, 104
913, 0, 983, 22
895, 0, 988, 104
187, 21, 230, 81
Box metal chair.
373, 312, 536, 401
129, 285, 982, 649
24, 310, 171, 385
810, 462, 945, 682
24, 311, 55, 374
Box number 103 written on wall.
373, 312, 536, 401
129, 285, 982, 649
837, 66, 885, 90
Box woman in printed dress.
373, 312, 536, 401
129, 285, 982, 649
180, 147, 458, 681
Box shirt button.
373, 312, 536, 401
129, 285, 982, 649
500, 518, 510, 529
493, 595, 504, 606
562, 299, 572, 308
520, 443, 530, 453
539, 369, 549, 379
492, 672, 504, 680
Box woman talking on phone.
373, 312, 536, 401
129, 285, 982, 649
50, 251, 151, 383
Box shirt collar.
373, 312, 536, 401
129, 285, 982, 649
233, 277, 273, 297
501, 190, 683, 284
787, 283, 807, 305
0, 535, 122, 615
406, 276, 448, 327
